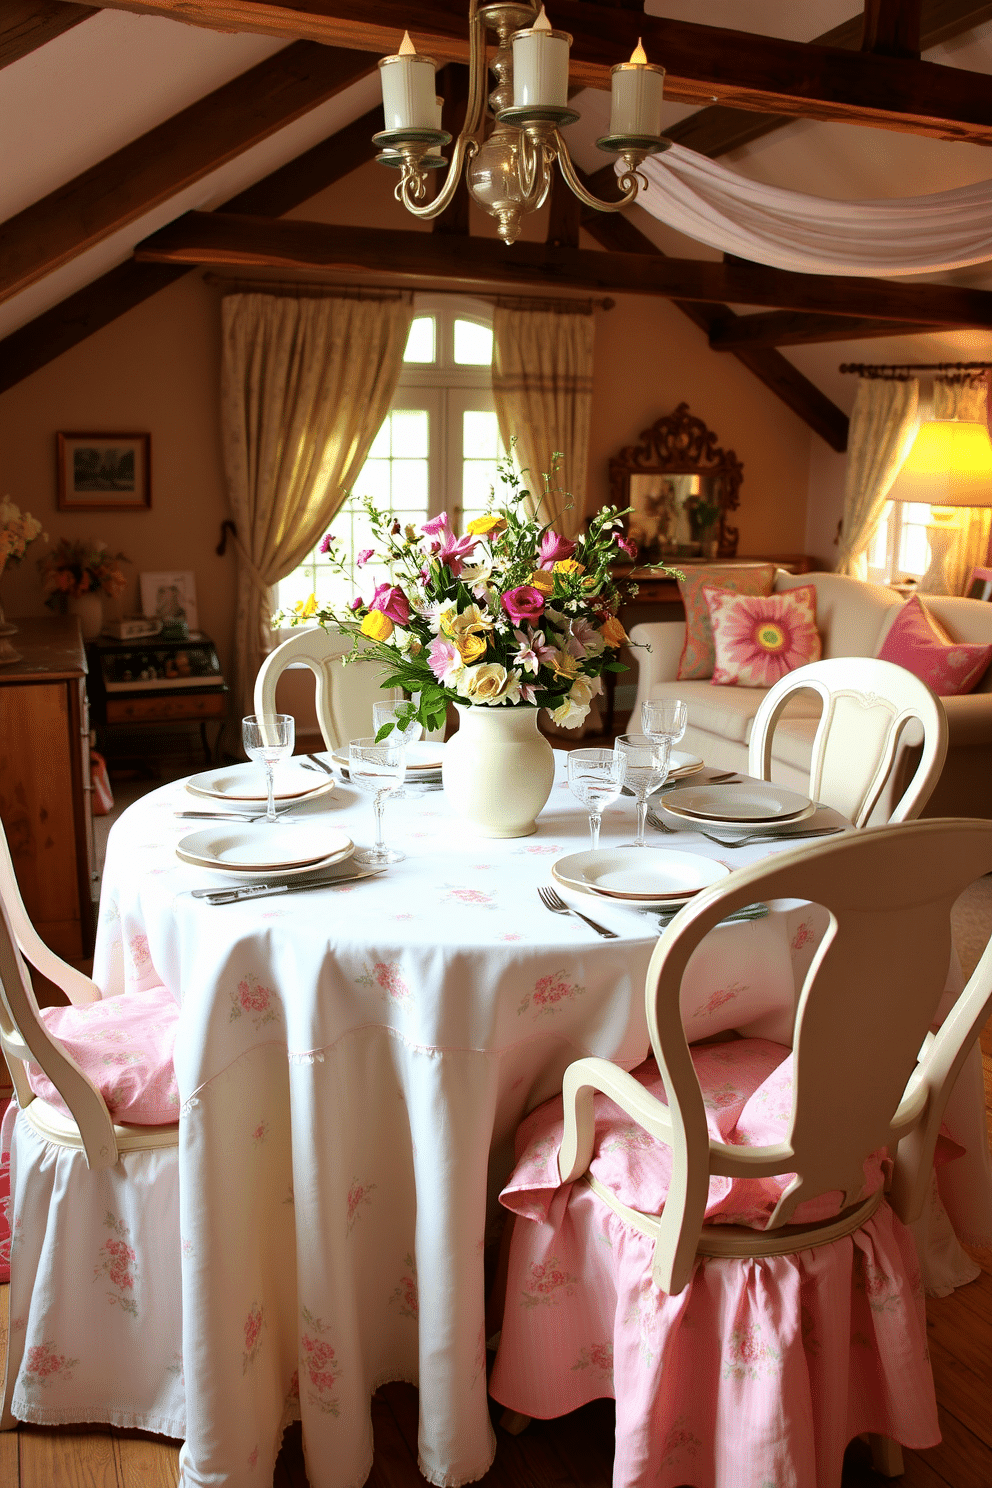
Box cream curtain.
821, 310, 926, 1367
492, 306, 594, 538
836, 377, 920, 579
933, 378, 992, 596
220, 291, 413, 724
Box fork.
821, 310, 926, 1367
698, 826, 846, 849
646, 810, 678, 835
537, 885, 618, 939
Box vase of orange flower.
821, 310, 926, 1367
38, 538, 129, 641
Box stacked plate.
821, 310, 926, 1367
177, 823, 354, 878
662, 781, 815, 831
332, 740, 445, 784
186, 760, 335, 810
667, 749, 705, 782
552, 847, 729, 909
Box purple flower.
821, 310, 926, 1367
502, 586, 546, 627
356, 548, 374, 568
318, 533, 336, 555
421, 513, 449, 538
348, 596, 363, 612
435, 527, 478, 578
369, 583, 410, 625
538, 530, 576, 569
616, 533, 637, 560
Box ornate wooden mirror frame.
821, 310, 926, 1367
609, 403, 743, 563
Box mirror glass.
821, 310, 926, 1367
627, 472, 725, 559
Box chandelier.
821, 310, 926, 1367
372, 1, 671, 245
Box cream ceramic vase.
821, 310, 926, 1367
442, 703, 555, 838
69, 591, 103, 641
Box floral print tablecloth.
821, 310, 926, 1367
91, 757, 992, 1488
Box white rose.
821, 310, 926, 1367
462, 662, 509, 704
549, 675, 599, 729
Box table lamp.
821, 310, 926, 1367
885, 413, 992, 593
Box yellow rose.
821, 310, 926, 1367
361, 610, 394, 642
467, 513, 507, 537
456, 631, 488, 664
601, 615, 627, 648
294, 593, 318, 618
528, 569, 555, 595
553, 559, 585, 576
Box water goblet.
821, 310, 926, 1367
373, 700, 424, 745
567, 748, 626, 851
641, 698, 688, 750
242, 713, 295, 824
349, 736, 407, 865
614, 733, 672, 849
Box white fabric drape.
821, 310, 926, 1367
837, 378, 920, 580
221, 292, 413, 723
634, 144, 992, 276
932, 379, 992, 596
492, 306, 594, 538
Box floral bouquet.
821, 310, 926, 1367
0, 497, 45, 571
275, 457, 675, 734
38, 538, 129, 608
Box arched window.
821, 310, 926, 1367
277, 295, 504, 615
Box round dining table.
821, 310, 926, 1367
93, 753, 992, 1488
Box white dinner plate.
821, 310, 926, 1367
668, 750, 704, 779
176, 823, 352, 873
187, 761, 335, 804
663, 797, 818, 832
662, 781, 812, 823
333, 740, 445, 775
552, 847, 729, 904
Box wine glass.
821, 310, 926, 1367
567, 748, 626, 851
373, 700, 424, 746
349, 736, 407, 865
641, 698, 688, 751
614, 733, 672, 849
242, 713, 295, 824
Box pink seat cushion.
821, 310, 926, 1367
877, 593, 992, 696
705, 584, 822, 688
501, 1038, 888, 1230
27, 985, 180, 1126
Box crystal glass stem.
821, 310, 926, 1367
635, 798, 648, 849
589, 810, 602, 850
374, 792, 387, 855
265, 761, 277, 823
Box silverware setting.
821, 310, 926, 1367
175, 806, 300, 822
653, 902, 769, 927
622, 770, 739, 801
537, 884, 618, 939
646, 811, 679, 835
192, 866, 387, 903
303, 754, 335, 775
698, 826, 846, 849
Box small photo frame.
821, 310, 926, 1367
56, 432, 151, 511
966, 566, 992, 602
140, 571, 199, 633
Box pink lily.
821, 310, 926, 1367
538, 530, 576, 569
369, 583, 410, 625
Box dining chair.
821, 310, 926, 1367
255, 626, 402, 752
0, 824, 183, 1437
489, 818, 992, 1488
748, 655, 947, 826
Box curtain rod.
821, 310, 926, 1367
839, 360, 992, 378
201, 275, 613, 313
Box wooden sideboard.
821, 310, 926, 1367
0, 617, 94, 959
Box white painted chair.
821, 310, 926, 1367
491, 819, 992, 1486
0, 837, 183, 1436
254, 627, 401, 752
748, 655, 948, 826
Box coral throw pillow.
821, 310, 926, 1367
705, 584, 822, 688
26, 984, 180, 1126
877, 594, 992, 697
677, 564, 776, 680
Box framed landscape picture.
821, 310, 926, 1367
56, 432, 151, 511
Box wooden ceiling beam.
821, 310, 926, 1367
1, 0, 96, 71
0, 40, 378, 306
131, 210, 992, 329
664, 0, 992, 158
79, 0, 992, 143
708, 309, 942, 348
862, 0, 924, 58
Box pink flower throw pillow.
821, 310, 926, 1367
26, 984, 180, 1126
705, 584, 822, 688
676, 564, 776, 680
877, 594, 992, 697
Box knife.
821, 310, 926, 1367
192, 867, 386, 903
306, 753, 335, 775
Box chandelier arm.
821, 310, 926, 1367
554, 135, 642, 213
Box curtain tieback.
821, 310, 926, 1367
229, 527, 271, 596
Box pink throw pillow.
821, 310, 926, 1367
27, 984, 180, 1126
676, 565, 776, 680
705, 584, 822, 688
877, 594, 992, 697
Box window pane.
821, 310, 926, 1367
865, 502, 891, 575
366, 420, 391, 460
900, 523, 930, 577
403, 316, 436, 363
390, 410, 429, 459
454, 319, 493, 365
463, 410, 500, 460
462, 459, 499, 515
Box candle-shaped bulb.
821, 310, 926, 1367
630, 38, 647, 64
513, 3, 570, 108
609, 36, 664, 138
533, 6, 552, 29
379, 29, 436, 131
398, 30, 417, 54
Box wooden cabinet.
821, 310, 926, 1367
0, 617, 93, 959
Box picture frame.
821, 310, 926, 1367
56, 432, 151, 511
140, 571, 199, 634
966, 566, 992, 602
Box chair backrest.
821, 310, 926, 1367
0, 819, 100, 1006
0, 890, 119, 1169
642, 818, 992, 1293
748, 656, 948, 826
254, 627, 400, 752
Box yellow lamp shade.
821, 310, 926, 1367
887, 417, 992, 508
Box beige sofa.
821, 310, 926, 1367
630, 570, 992, 818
